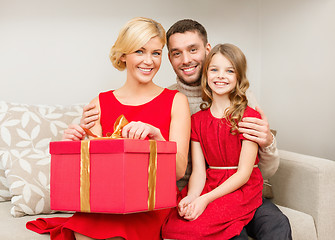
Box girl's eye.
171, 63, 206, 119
227, 69, 235, 73
210, 68, 218, 72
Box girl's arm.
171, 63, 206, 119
178, 141, 206, 217
169, 92, 191, 180
184, 139, 258, 221
204, 140, 258, 202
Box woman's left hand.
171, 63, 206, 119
121, 121, 165, 141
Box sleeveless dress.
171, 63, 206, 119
162, 106, 263, 240
26, 88, 178, 240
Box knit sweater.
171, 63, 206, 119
169, 78, 280, 190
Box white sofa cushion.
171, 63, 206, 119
0, 101, 83, 216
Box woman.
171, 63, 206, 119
27, 17, 190, 240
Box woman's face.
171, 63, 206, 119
207, 53, 237, 97
122, 36, 163, 84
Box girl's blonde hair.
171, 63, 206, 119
109, 17, 166, 71
201, 43, 250, 134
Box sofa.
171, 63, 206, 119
0, 100, 334, 240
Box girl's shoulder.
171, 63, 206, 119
243, 106, 262, 119
191, 108, 210, 120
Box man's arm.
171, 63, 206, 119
239, 90, 280, 179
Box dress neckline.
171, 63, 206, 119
111, 88, 166, 107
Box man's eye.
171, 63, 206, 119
190, 48, 197, 53
172, 52, 180, 57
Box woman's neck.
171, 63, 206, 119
114, 79, 163, 105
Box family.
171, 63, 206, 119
27, 17, 292, 240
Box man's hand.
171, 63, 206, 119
80, 103, 99, 129
238, 106, 273, 148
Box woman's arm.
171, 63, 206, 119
169, 92, 191, 180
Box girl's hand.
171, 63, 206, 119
62, 124, 86, 141
183, 195, 209, 221
121, 121, 165, 141
178, 195, 197, 217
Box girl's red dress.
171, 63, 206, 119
162, 106, 263, 240
26, 88, 178, 240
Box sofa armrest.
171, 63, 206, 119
270, 150, 335, 240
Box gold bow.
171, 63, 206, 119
79, 115, 157, 212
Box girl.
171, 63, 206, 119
162, 44, 263, 240
27, 17, 190, 240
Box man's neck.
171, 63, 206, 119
175, 77, 202, 97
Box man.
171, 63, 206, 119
80, 19, 291, 240
166, 19, 291, 240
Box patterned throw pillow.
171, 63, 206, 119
0, 101, 84, 217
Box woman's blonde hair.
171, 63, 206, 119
109, 17, 166, 71
201, 43, 250, 134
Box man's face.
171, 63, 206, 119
168, 31, 211, 86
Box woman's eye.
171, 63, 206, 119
153, 52, 161, 56
135, 50, 143, 54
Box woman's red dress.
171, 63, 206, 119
162, 106, 263, 240
27, 88, 178, 240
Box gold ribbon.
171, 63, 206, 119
148, 140, 157, 211
80, 140, 91, 212
79, 115, 158, 212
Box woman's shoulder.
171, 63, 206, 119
243, 106, 261, 119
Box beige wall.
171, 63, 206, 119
0, 0, 261, 104
1, 0, 334, 160
260, 0, 335, 160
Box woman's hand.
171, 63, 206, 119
183, 195, 209, 221
121, 121, 165, 141
62, 124, 86, 141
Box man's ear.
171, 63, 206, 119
205, 43, 211, 55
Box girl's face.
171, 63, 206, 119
207, 53, 237, 97
122, 36, 163, 84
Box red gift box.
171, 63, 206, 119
50, 139, 177, 214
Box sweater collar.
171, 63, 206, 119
175, 77, 202, 98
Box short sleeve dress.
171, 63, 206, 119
162, 106, 263, 240
27, 88, 178, 240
